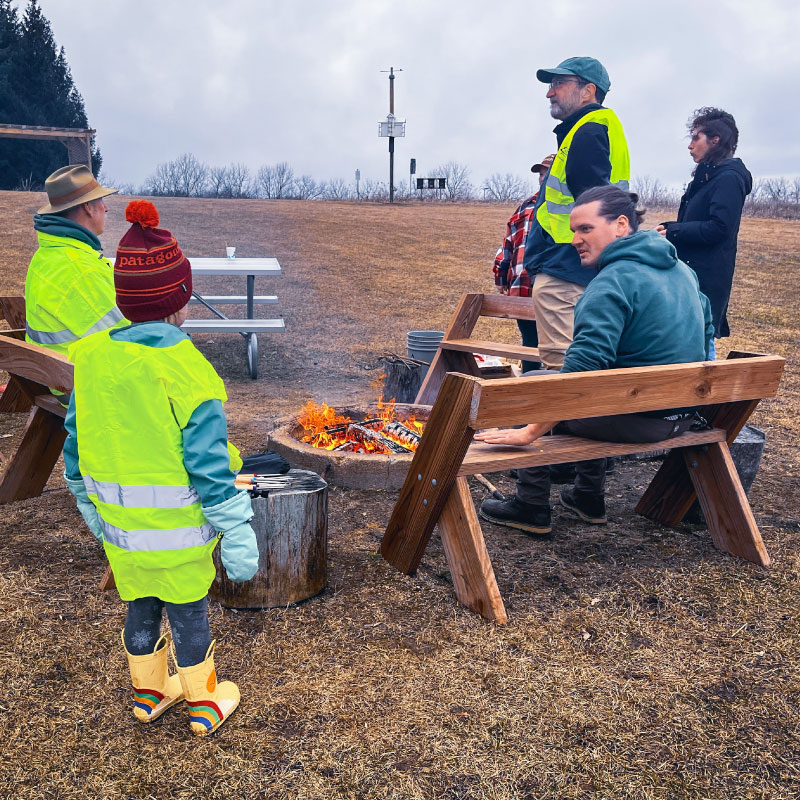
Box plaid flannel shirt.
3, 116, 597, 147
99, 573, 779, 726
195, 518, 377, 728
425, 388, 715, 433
492, 192, 539, 297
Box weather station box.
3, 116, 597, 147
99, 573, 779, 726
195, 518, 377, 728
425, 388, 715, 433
378, 114, 406, 137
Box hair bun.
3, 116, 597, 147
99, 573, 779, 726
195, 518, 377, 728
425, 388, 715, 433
125, 200, 159, 228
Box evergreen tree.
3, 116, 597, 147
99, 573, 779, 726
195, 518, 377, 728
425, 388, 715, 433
0, 0, 101, 189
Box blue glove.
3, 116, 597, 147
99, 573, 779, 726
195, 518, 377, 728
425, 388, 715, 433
202, 491, 258, 582
64, 473, 103, 542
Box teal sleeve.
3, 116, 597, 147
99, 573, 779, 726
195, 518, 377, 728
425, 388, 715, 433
63, 392, 82, 482
182, 399, 238, 508
701, 292, 715, 358
562, 280, 629, 374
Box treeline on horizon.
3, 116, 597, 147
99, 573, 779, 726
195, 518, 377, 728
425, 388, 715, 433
101, 152, 800, 219
0, 0, 101, 188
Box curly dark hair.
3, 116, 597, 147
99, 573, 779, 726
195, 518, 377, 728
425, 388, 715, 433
573, 185, 646, 232
689, 107, 739, 164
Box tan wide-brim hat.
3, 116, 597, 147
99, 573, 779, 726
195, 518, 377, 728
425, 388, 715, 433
38, 164, 117, 214
531, 154, 556, 174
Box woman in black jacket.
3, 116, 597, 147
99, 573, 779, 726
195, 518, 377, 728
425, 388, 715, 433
657, 108, 752, 353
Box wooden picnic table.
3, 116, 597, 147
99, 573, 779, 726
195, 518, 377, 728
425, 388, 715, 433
183, 257, 285, 379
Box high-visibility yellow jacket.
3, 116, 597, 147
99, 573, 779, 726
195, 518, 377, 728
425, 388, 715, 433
25, 231, 126, 355
64, 323, 243, 603
536, 107, 630, 244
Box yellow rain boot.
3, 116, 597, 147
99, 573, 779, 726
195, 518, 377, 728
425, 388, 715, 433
123, 631, 184, 723
175, 640, 240, 736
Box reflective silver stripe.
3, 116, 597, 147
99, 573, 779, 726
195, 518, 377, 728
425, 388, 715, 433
26, 307, 123, 346
546, 200, 574, 215
83, 475, 200, 508
83, 306, 124, 336
26, 323, 79, 345
545, 174, 571, 195
99, 519, 217, 551
613, 179, 630, 191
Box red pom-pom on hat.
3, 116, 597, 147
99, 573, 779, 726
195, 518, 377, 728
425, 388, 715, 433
125, 200, 160, 229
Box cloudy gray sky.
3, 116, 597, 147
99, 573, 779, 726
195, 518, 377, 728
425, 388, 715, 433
19, 0, 800, 192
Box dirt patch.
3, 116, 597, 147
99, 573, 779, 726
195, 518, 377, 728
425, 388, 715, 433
1, 192, 799, 799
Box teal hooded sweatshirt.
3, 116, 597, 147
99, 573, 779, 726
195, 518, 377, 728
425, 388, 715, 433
562, 229, 714, 374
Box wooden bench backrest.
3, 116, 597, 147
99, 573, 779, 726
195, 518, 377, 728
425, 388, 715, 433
468, 354, 785, 429
0, 335, 73, 394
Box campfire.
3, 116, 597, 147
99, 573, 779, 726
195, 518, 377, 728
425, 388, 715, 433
296, 399, 425, 455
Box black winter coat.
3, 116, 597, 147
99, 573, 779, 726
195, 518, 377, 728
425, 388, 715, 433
663, 157, 752, 338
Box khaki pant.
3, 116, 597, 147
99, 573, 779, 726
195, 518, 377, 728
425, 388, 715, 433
530, 272, 586, 369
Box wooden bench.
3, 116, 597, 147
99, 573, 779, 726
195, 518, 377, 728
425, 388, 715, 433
417, 293, 540, 404
0, 331, 73, 504
380, 352, 785, 624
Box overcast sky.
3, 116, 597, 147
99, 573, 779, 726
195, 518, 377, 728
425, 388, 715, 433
17, 0, 800, 193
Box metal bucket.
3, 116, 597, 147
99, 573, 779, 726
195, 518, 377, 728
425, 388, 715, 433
406, 330, 444, 364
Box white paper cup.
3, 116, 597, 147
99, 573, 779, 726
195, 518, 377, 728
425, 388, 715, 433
226, 246, 236, 259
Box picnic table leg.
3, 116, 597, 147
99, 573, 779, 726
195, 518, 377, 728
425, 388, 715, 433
438, 477, 508, 624
0, 405, 67, 504
683, 442, 770, 566
246, 274, 258, 379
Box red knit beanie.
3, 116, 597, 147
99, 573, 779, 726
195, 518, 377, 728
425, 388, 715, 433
114, 201, 192, 322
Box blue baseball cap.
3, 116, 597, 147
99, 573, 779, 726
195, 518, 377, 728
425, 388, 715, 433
536, 57, 611, 94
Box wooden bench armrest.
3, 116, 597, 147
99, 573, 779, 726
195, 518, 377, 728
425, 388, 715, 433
458, 428, 727, 476
442, 338, 540, 361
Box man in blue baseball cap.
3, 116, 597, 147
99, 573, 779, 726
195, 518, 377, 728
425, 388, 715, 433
520, 56, 631, 371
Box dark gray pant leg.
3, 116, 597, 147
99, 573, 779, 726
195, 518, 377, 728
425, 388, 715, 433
165, 597, 212, 668
562, 414, 694, 496
124, 596, 165, 655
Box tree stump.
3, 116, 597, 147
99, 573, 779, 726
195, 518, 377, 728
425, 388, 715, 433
210, 469, 328, 609
379, 353, 425, 404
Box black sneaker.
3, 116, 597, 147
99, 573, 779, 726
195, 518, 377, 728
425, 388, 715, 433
559, 486, 607, 524
479, 496, 552, 536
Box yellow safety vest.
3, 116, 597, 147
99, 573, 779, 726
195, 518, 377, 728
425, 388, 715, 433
70, 328, 241, 603
536, 108, 630, 243
25, 232, 127, 355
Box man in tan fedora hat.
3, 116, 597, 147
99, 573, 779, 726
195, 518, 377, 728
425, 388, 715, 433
25, 164, 127, 359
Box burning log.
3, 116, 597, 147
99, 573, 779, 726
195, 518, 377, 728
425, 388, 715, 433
347, 423, 412, 454
324, 418, 381, 436
332, 441, 360, 452
383, 421, 422, 447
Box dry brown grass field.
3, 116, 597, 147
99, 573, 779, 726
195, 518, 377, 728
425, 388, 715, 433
0, 191, 798, 800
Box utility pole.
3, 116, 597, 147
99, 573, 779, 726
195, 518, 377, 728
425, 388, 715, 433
378, 67, 405, 204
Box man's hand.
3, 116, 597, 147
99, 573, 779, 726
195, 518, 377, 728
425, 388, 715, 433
495, 285, 509, 295
655, 224, 668, 237
474, 422, 556, 446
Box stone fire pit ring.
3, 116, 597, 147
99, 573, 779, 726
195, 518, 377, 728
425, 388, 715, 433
267, 403, 431, 490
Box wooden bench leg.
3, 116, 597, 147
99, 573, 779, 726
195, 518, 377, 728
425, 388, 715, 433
0, 406, 66, 504
684, 443, 770, 567
0, 376, 34, 413
99, 564, 116, 591
438, 477, 507, 624
636, 398, 762, 525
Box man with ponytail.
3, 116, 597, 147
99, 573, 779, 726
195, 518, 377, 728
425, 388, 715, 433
62, 200, 258, 736
478, 186, 714, 536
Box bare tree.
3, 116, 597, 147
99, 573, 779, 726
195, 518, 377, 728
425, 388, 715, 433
631, 175, 677, 209
144, 153, 208, 197
431, 161, 473, 200
322, 178, 351, 200
256, 162, 296, 198
295, 174, 323, 200
484, 172, 528, 203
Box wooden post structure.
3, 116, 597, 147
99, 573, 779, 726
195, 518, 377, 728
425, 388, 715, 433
0, 124, 94, 169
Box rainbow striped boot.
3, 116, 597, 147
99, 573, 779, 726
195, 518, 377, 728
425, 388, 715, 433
123, 631, 184, 723
175, 640, 240, 736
